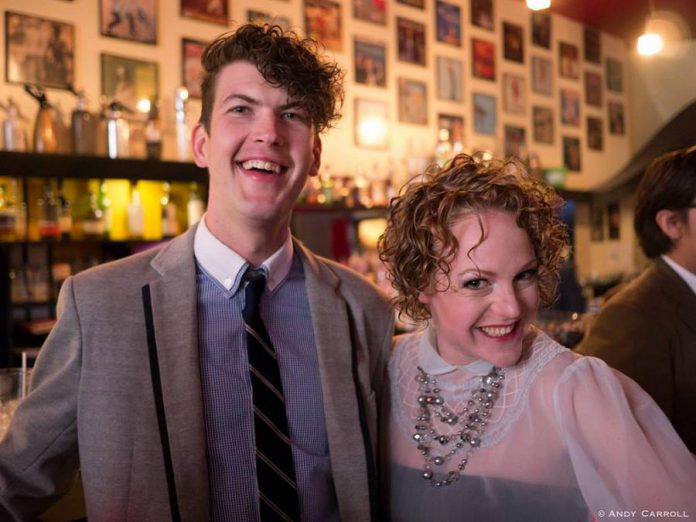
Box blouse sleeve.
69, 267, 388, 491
553, 356, 696, 518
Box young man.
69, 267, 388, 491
0, 25, 393, 521
579, 145, 696, 452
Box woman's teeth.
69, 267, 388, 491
479, 325, 515, 337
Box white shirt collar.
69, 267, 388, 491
417, 325, 494, 376
661, 254, 696, 296
193, 213, 294, 292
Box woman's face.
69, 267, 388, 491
419, 209, 540, 368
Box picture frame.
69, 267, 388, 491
560, 89, 580, 126
533, 106, 554, 144
531, 11, 551, 49
587, 116, 604, 151
590, 202, 605, 241
504, 125, 526, 160
181, 0, 228, 25
559, 42, 579, 80
354, 38, 387, 88
470, 0, 493, 31
101, 53, 158, 112
607, 201, 620, 240
584, 27, 601, 64
181, 38, 206, 99
606, 58, 623, 93
398, 78, 428, 125
531, 56, 552, 95
398, 0, 425, 9
584, 71, 602, 107
436, 56, 463, 102
353, 0, 386, 25
503, 22, 524, 63
503, 74, 526, 115
354, 98, 389, 148
5, 11, 74, 90
436, 0, 461, 47
397, 17, 426, 66
437, 113, 465, 146
101, 0, 157, 44
608, 100, 625, 135
472, 38, 495, 81
562, 136, 581, 172
247, 10, 291, 29
305, 0, 342, 52
473, 92, 496, 135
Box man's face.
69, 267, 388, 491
670, 206, 696, 274
192, 60, 321, 229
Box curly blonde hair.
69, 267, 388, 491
378, 154, 569, 322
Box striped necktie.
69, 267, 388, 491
242, 268, 300, 522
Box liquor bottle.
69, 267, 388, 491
37, 182, 60, 240
0, 184, 17, 241
82, 190, 104, 240
97, 180, 111, 239
187, 182, 205, 227
127, 181, 144, 240
145, 99, 162, 160
2, 99, 28, 151
56, 180, 73, 240
70, 89, 97, 155
160, 182, 179, 239
105, 101, 130, 159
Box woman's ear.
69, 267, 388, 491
655, 209, 685, 241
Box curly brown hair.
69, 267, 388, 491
378, 154, 569, 322
198, 24, 344, 133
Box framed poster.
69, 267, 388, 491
607, 201, 620, 240
182, 38, 206, 99
587, 116, 603, 151
397, 17, 426, 66
398, 78, 428, 125
584, 71, 602, 107
531, 56, 552, 95
590, 202, 604, 241
436, 56, 463, 102
503, 74, 526, 115
560, 89, 580, 126
472, 38, 495, 81
101, 53, 158, 111
531, 11, 550, 49
559, 42, 579, 79
436, 1, 461, 47
473, 92, 496, 135
584, 27, 601, 63
606, 58, 623, 92
181, 0, 228, 25
470, 0, 493, 31
101, 0, 157, 44
503, 22, 524, 63
533, 106, 554, 144
398, 0, 425, 8
562, 136, 581, 172
438, 113, 465, 146
354, 98, 389, 148
608, 101, 625, 135
354, 38, 386, 87
247, 11, 291, 29
504, 125, 526, 160
353, 0, 386, 25
5, 12, 74, 90
305, 0, 342, 52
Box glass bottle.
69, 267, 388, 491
145, 99, 162, 160
56, 179, 73, 240
187, 182, 205, 227
37, 181, 60, 240
82, 190, 104, 240
0, 184, 17, 241
127, 181, 144, 240
160, 182, 179, 239
97, 180, 111, 239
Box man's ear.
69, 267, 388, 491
308, 134, 322, 177
655, 209, 685, 242
191, 123, 209, 168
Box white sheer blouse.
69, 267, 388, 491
386, 327, 696, 522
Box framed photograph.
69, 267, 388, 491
472, 38, 495, 81
353, 0, 386, 25
587, 116, 603, 151
584, 27, 601, 63
560, 89, 580, 126
503, 22, 524, 63
473, 92, 496, 135
503, 74, 526, 115
436, 1, 461, 47
608, 101, 625, 135
398, 0, 424, 9
559, 42, 579, 79
305, 0, 342, 52
471, 0, 493, 31
397, 17, 426, 66
436, 56, 463, 102
533, 106, 554, 144
181, 39, 206, 99
607, 201, 620, 240
247, 10, 291, 29
5, 12, 74, 89
504, 125, 526, 160
606, 58, 623, 93
584, 71, 602, 107
531, 11, 551, 49
438, 113, 465, 146
590, 202, 604, 241
354, 38, 386, 87
101, 0, 157, 44
181, 0, 228, 25
398, 78, 428, 125
531, 56, 552, 95
101, 53, 158, 112
354, 98, 389, 148
562, 136, 581, 172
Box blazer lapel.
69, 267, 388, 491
655, 258, 696, 335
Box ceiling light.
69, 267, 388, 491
637, 32, 664, 55
526, 0, 550, 10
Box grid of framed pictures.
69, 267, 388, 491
559, 42, 580, 79
531, 11, 551, 49
436, 1, 461, 47
587, 116, 604, 151
471, 0, 493, 31
397, 17, 426, 66
472, 38, 495, 81
101, 0, 157, 44
504, 125, 526, 159
398, 78, 428, 125
561, 89, 580, 126
584, 72, 603, 107
181, 0, 227, 25
305, 0, 343, 52
563, 136, 581, 171
531, 56, 552, 95
101, 53, 158, 111
353, 0, 386, 25
503, 74, 526, 115
438, 113, 464, 145
473, 93, 496, 135
354, 38, 387, 88
503, 22, 524, 63
436, 57, 463, 102
181, 39, 206, 99
532, 106, 554, 144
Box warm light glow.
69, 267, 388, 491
136, 98, 151, 114
637, 32, 664, 56
357, 115, 388, 147
526, 0, 550, 10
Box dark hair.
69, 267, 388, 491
198, 24, 344, 133
378, 154, 568, 322
634, 145, 696, 258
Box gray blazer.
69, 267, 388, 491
0, 225, 394, 521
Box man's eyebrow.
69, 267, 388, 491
221, 93, 257, 105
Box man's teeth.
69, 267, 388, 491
242, 160, 282, 173
479, 325, 515, 337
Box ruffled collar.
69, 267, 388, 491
417, 326, 495, 377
